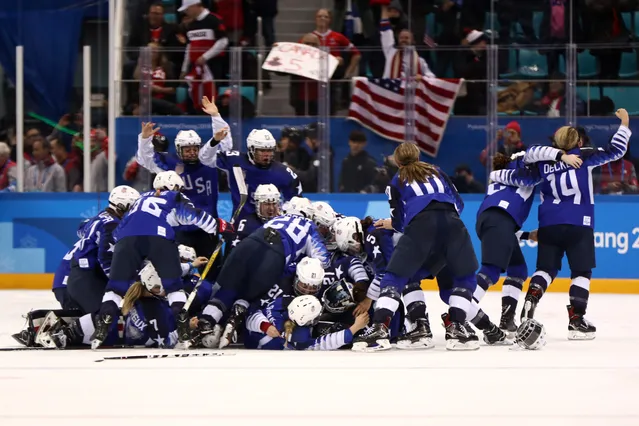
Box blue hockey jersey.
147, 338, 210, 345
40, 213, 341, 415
323, 252, 369, 289
491, 125, 631, 228
52, 219, 91, 291
217, 151, 302, 220
264, 215, 330, 268
361, 224, 394, 300
477, 145, 562, 228
387, 166, 463, 233
226, 213, 263, 255
244, 295, 354, 350
116, 190, 218, 242
73, 211, 121, 277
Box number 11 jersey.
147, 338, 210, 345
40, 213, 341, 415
537, 125, 631, 229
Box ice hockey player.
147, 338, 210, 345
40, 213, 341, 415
354, 142, 480, 351
90, 171, 234, 349
51, 218, 90, 310
216, 128, 303, 222
65, 186, 140, 315
244, 294, 369, 350
491, 108, 631, 340
135, 96, 232, 258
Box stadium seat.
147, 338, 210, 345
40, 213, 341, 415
164, 13, 177, 24
576, 84, 600, 104
619, 51, 639, 79
162, 0, 173, 4
217, 86, 257, 104
602, 86, 639, 114
578, 51, 598, 79
518, 49, 548, 78
176, 86, 188, 104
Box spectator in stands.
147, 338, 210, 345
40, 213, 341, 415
127, 2, 182, 66
583, 0, 630, 80
50, 138, 81, 192
214, 88, 256, 118
496, 0, 537, 72
433, 0, 463, 77
277, 127, 311, 172
497, 82, 536, 114
25, 139, 66, 192
338, 130, 378, 193
179, 0, 229, 113
313, 9, 362, 79
90, 129, 109, 192
289, 33, 324, 116
453, 30, 487, 116
11, 127, 40, 166
479, 121, 526, 167
0, 141, 17, 192
528, 75, 586, 117
599, 151, 639, 195
379, 5, 435, 79
452, 164, 485, 193
134, 42, 183, 115
539, 0, 584, 78
332, 0, 375, 42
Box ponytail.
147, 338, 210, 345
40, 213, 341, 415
122, 281, 145, 316
393, 142, 438, 184
492, 152, 511, 171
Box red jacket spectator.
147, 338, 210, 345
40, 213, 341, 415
310, 8, 361, 78
599, 158, 639, 194
0, 142, 17, 192
480, 121, 527, 167
214, 0, 243, 31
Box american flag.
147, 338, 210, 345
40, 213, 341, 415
347, 77, 463, 156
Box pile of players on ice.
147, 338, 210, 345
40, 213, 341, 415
13, 99, 631, 352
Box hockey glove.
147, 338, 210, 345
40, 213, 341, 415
216, 218, 235, 237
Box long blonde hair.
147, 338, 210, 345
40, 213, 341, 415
552, 126, 580, 150
122, 281, 146, 316
394, 142, 438, 184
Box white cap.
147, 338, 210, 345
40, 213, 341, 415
178, 0, 202, 12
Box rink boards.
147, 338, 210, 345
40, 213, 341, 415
0, 193, 638, 292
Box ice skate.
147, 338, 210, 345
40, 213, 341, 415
352, 323, 392, 352
483, 323, 513, 346
196, 317, 223, 348
396, 318, 434, 350
442, 313, 480, 351
567, 305, 596, 340
90, 314, 113, 350
175, 311, 193, 349
520, 284, 543, 321
219, 303, 247, 349
499, 306, 518, 338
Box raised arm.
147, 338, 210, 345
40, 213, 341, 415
198, 97, 233, 167
582, 110, 631, 168
136, 122, 166, 173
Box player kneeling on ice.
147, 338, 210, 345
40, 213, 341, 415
91, 171, 234, 350
34, 263, 194, 349
244, 294, 369, 350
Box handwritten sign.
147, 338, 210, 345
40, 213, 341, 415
262, 42, 339, 82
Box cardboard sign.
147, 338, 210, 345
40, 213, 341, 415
262, 42, 339, 82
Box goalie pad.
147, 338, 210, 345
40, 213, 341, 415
12, 309, 83, 347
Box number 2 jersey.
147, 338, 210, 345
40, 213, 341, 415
491, 125, 631, 228
115, 190, 218, 242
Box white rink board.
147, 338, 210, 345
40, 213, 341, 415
0, 290, 638, 426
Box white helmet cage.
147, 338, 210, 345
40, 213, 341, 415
282, 196, 313, 218
294, 257, 325, 295
333, 217, 364, 256
246, 129, 276, 166
178, 245, 197, 263
287, 295, 323, 327
515, 319, 547, 350
174, 130, 202, 162
108, 185, 141, 212
140, 262, 164, 295
254, 184, 282, 222
153, 170, 185, 191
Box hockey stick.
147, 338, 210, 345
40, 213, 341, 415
0, 345, 135, 352
181, 165, 248, 314
94, 351, 234, 362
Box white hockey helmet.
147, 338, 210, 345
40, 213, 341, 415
515, 319, 547, 350
287, 295, 323, 327
282, 196, 313, 218
153, 170, 185, 191
333, 216, 364, 256
254, 184, 282, 222
178, 244, 196, 263
294, 257, 325, 295
140, 263, 164, 295
174, 130, 201, 163
311, 201, 336, 228
108, 185, 140, 212
246, 129, 276, 167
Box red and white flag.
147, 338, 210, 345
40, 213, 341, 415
347, 77, 463, 156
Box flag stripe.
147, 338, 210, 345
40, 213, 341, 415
347, 77, 462, 156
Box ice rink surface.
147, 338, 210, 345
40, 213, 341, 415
0, 290, 638, 426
